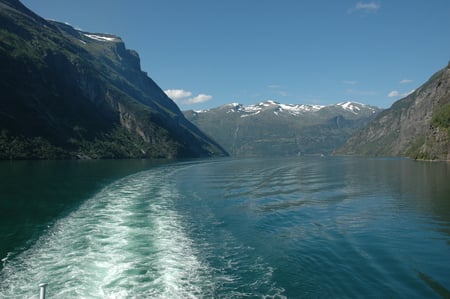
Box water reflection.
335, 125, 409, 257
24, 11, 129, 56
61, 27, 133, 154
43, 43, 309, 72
174, 157, 450, 297
342, 158, 450, 230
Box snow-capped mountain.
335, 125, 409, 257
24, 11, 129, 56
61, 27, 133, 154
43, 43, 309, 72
184, 101, 382, 157
220, 100, 324, 117
194, 100, 379, 119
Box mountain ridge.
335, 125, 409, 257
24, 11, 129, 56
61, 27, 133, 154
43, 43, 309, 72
184, 100, 381, 157
193, 100, 379, 117
0, 0, 228, 159
337, 63, 450, 160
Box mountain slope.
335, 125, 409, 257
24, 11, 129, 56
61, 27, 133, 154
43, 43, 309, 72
0, 0, 227, 159
338, 63, 450, 160
184, 101, 381, 157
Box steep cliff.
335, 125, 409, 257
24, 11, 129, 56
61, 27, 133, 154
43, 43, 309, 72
0, 0, 227, 159
338, 63, 450, 160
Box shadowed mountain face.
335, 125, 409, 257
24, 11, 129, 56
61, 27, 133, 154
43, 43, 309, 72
0, 0, 227, 159
338, 64, 450, 161
184, 101, 381, 157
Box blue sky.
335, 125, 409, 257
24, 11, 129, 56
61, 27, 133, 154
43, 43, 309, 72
22, 0, 450, 110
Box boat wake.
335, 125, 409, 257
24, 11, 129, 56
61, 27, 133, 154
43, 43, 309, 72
0, 167, 214, 298
0, 164, 285, 298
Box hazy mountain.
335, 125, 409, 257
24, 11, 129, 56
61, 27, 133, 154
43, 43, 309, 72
184, 101, 381, 157
0, 0, 227, 159
338, 63, 450, 160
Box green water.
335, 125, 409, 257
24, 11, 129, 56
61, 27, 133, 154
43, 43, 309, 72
1, 157, 449, 298
0, 159, 167, 265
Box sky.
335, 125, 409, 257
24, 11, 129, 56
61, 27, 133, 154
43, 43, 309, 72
21, 0, 450, 110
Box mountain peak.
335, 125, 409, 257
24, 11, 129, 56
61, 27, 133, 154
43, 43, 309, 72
337, 101, 366, 114
259, 100, 279, 106
195, 101, 380, 118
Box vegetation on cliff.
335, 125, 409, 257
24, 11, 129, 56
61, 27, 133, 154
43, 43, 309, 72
338, 63, 450, 161
0, 0, 227, 159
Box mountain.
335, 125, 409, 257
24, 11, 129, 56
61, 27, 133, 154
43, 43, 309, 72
184, 101, 381, 157
338, 63, 450, 161
0, 0, 227, 159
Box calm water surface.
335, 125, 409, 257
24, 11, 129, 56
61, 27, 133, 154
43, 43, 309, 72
0, 157, 449, 298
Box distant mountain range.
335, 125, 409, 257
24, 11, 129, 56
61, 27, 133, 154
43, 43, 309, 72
184, 101, 381, 157
0, 0, 227, 159
338, 63, 450, 160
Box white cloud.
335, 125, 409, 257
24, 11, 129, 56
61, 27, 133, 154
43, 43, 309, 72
342, 80, 358, 85
184, 94, 213, 104
349, 2, 381, 14
164, 89, 192, 100
388, 89, 415, 98
164, 89, 212, 105
400, 79, 413, 84
388, 90, 400, 97
356, 2, 380, 11
268, 85, 289, 96
345, 89, 376, 96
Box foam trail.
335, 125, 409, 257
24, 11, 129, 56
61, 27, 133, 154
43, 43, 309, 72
0, 167, 214, 298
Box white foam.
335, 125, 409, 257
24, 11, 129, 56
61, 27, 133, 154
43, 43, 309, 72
0, 169, 212, 298
0, 163, 286, 298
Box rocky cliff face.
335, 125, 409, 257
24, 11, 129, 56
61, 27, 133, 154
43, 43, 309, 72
338, 63, 450, 160
0, 0, 227, 159
184, 101, 381, 157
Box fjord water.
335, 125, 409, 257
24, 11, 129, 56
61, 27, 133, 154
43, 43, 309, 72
0, 157, 449, 298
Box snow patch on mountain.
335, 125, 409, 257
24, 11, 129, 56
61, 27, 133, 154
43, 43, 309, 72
337, 101, 378, 114
279, 103, 324, 115
83, 33, 120, 42
240, 110, 261, 118
232, 100, 324, 116
194, 100, 380, 117
337, 101, 361, 114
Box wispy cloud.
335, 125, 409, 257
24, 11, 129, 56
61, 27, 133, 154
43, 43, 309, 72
388, 90, 400, 97
345, 89, 377, 96
348, 2, 381, 14
267, 84, 289, 97
400, 79, 413, 84
388, 89, 415, 98
164, 89, 212, 105
342, 80, 358, 85
184, 94, 213, 104
164, 89, 192, 100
